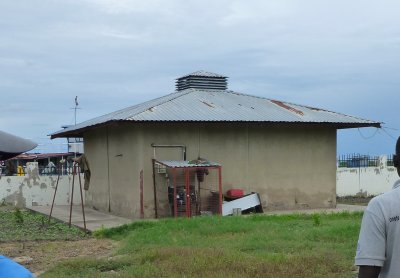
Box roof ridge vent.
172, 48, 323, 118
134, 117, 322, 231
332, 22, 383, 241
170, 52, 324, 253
176, 70, 228, 91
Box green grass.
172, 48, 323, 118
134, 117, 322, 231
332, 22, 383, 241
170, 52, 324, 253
42, 212, 362, 278
0, 207, 87, 242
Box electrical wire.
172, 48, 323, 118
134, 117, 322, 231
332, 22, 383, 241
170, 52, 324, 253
382, 126, 398, 131
357, 128, 379, 140
380, 126, 397, 140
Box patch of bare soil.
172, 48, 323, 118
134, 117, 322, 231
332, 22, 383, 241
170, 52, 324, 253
0, 238, 117, 276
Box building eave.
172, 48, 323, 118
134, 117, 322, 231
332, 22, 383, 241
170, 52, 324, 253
50, 120, 382, 139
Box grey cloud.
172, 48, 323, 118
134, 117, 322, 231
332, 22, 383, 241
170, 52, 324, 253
0, 0, 399, 154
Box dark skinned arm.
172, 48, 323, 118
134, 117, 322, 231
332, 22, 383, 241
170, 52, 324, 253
358, 265, 381, 278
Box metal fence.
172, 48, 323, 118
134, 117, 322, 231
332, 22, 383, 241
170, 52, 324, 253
387, 154, 395, 167
337, 154, 394, 168
0, 164, 76, 176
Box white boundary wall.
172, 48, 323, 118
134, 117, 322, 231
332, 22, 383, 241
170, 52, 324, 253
337, 156, 398, 196
2, 158, 398, 206
0, 162, 84, 207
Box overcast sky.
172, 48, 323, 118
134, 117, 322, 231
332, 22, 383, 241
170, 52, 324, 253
1, 0, 399, 155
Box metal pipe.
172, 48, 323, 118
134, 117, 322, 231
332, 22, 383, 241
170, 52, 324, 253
151, 159, 158, 219
218, 166, 222, 215
106, 126, 111, 212
173, 168, 177, 217
140, 170, 144, 219
151, 144, 187, 160
185, 169, 190, 218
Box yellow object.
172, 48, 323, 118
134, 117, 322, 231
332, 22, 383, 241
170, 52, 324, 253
17, 166, 25, 176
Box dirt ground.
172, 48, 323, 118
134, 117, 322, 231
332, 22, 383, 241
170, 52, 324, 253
0, 238, 117, 276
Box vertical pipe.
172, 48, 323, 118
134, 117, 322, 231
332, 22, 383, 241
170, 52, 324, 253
140, 170, 144, 219
218, 166, 222, 215
69, 163, 76, 228
77, 164, 87, 232
197, 126, 200, 158
173, 168, 177, 217
197, 169, 201, 215
185, 169, 190, 218
106, 127, 111, 212
151, 159, 158, 219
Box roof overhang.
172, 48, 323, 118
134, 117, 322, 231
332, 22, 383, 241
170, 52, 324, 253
0, 131, 38, 160
50, 120, 382, 139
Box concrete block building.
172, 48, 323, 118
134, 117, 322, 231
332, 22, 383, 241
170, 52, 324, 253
51, 71, 380, 218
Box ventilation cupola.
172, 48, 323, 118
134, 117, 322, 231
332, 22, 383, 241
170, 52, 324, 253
176, 70, 228, 91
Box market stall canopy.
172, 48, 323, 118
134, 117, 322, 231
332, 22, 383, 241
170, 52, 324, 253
0, 130, 37, 160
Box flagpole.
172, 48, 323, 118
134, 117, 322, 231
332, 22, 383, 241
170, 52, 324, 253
73, 96, 79, 158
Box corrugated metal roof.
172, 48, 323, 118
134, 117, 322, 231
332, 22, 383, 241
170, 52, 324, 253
157, 160, 220, 168
51, 89, 381, 138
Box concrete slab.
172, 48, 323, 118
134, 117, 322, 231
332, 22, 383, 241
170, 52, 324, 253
28, 205, 132, 232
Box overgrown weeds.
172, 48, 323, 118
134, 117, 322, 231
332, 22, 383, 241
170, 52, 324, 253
312, 213, 321, 226
13, 207, 24, 224
0, 206, 87, 242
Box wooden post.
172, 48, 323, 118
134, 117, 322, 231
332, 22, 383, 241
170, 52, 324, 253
77, 165, 87, 232
69, 163, 76, 227
48, 163, 62, 224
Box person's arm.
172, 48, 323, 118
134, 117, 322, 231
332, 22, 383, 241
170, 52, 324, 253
358, 265, 381, 278
355, 199, 386, 276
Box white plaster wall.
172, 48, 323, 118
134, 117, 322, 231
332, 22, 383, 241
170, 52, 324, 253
336, 156, 399, 196
0, 162, 85, 207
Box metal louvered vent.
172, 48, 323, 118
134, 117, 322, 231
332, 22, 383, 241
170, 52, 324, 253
176, 70, 228, 91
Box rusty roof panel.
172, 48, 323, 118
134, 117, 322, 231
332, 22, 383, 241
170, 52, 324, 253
51, 89, 381, 138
